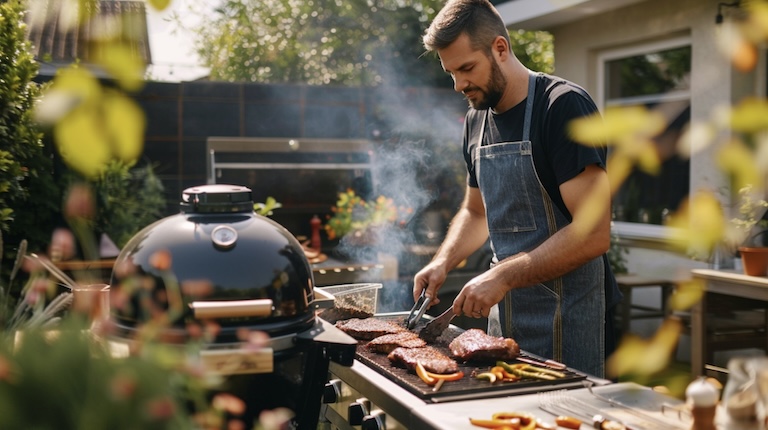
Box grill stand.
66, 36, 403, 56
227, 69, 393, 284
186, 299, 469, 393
295, 318, 358, 429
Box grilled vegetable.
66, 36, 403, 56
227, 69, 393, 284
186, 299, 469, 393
416, 362, 436, 385
496, 361, 566, 380
469, 412, 539, 430
554, 415, 582, 429
492, 412, 536, 430
475, 371, 498, 383
468, 417, 518, 429
415, 362, 464, 386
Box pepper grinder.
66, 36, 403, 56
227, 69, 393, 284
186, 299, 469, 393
310, 215, 322, 251
686, 377, 720, 430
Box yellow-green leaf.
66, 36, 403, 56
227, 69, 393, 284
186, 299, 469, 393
728, 98, 768, 133
103, 92, 145, 163
54, 106, 111, 179
665, 190, 725, 257
91, 42, 146, 92
51, 66, 103, 104
569, 106, 666, 146
607, 317, 682, 377
606, 153, 633, 195
147, 0, 172, 11
744, 1, 768, 42
667, 279, 705, 311
717, 139, 761, 192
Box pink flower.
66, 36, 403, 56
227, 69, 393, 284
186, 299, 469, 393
211, 393, 246, 415
48, 228, 75, 261
110, 373, 137, 400
144, 396, 176, 420
64, 183, 95, 220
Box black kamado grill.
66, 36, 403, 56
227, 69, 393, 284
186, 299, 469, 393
109, 184, 357, 429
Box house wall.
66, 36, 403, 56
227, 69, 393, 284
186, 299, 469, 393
542, 0, 765, 278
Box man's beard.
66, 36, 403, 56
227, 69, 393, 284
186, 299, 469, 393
465, 58, 506, 110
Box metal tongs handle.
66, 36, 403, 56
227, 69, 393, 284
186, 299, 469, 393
405, 290, 431, 329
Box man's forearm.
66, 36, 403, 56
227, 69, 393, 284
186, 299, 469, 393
432, 206, 489, 271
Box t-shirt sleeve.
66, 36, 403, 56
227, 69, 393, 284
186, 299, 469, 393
543, 89, 607, 186
463, 110, 481, 188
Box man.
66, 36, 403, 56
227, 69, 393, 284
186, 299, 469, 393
413, 0, 621, 378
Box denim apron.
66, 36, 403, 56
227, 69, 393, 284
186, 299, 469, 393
475, 71, 605, 377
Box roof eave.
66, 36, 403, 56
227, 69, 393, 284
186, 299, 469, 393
497, 0, 648, 30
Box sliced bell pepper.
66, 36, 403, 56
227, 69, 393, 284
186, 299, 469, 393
490, 412, 536, 430
425, 369, 465, 381
496, 361, 565, 380
415, 362, 464, 385
415, 362, 437, 385
468, 417, 520, 429
475, 371, 497, 383
555, 415, 582, 429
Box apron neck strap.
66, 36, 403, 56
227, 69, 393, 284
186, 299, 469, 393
480, 70, 538, 144
522, 69, 537, 142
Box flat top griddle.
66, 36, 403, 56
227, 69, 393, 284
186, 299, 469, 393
354, 315, 588, 402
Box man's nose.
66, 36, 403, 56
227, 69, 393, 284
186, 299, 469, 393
453, 76, 468, 93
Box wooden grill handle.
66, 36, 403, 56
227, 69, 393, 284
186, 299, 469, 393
190, 299, 273, 319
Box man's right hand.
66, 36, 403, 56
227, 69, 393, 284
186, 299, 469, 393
412, 261, 449, 308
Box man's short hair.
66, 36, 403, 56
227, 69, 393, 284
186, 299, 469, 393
423, 0, 511, 54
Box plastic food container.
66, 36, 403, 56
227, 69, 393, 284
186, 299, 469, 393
317, 283, 382, 323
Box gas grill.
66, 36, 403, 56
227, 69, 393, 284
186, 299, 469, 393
319, 312, 605, 430
319, 313, 696, 430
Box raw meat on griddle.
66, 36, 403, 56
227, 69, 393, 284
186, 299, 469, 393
448, 328, 520, 362
367, 331, 426, 354
335, 318, 406, 340
387, 346, 459, 374
318, 305, 372, 324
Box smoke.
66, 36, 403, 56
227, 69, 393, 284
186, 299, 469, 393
331, 84, 467, 312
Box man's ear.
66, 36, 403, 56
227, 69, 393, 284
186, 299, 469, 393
492, 36, 509, 60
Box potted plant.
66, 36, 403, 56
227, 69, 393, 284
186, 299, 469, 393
324, 189, 411, 242
324, 189, 411, 260
729, 185, 768, 276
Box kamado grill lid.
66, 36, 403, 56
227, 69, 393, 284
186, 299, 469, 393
180, 184, 254, 213
110, 184, 317, 341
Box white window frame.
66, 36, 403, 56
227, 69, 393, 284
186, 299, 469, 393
596, 35, 692, 111
597, 36, 692, 246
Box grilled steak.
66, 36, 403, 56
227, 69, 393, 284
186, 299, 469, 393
335, 318, 406, 340
448, 328, 520, 362
387, 346, 459, 374
367, 331, 426, 354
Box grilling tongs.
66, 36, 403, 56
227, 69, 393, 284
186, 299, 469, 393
419, 308, 455, 343
405, 289, 431, 329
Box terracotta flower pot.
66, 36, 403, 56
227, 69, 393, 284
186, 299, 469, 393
738, 246, 768, 276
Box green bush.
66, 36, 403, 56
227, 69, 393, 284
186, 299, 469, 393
0, 0, 62, 260
90, 161, 166, 250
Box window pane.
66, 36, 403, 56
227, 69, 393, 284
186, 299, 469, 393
612, 102, 690, 224
606, 46, 691, 99
605, 44, 691, 225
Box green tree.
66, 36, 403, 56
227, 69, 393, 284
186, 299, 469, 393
182, 0, 553, 86
0, 0, 62, 258
186, 0, 442, 86
510, 29, 554, 74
